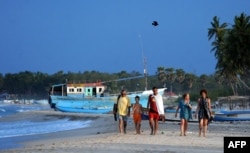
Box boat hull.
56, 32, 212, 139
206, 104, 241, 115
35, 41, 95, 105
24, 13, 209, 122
48, 88, 167, 113
55, 105, 111, 114
213, 110, 250, 121
218, 110, 250, 115
49, 95, 115, 106
213, 115, 250, 121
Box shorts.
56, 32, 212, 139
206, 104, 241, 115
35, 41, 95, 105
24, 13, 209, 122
133, 113, 141, 123
149, 112, 159, 120
118, 114, 128, 122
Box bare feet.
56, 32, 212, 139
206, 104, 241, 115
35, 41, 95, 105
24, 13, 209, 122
199, 130, 202, 137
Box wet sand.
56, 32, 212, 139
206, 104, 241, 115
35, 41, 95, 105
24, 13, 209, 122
1, 110, 250, 153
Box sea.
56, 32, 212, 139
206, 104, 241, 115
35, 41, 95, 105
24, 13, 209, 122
0, 100, 93, 150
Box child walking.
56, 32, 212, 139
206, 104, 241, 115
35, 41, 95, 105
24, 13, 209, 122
132, 96, 143, 134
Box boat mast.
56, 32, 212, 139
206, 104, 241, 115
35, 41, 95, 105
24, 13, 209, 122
138, 34, 148, 90
143, 56, 148, 90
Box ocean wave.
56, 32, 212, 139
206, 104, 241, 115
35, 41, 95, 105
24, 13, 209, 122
0, 108, 6, 112
0, 119, 92, 138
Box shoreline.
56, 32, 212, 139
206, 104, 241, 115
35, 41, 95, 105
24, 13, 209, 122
1, 110, 250, 153
0, 110, 106, 150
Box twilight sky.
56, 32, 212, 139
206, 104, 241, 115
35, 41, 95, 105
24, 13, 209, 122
1, 0, 250, 76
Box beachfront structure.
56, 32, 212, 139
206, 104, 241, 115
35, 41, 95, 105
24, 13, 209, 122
216, 96, 250, 110
213, 96, 250, 122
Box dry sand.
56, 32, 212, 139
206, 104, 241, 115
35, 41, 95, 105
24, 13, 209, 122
1, 110, 250, 153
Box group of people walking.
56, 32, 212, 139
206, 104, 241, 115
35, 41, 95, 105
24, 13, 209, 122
113, 87, 212, 137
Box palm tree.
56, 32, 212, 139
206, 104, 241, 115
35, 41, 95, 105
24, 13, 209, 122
208, 16, 228, 64
175, 69, 185, 93
231, 13, 250, 92
217, 13, 250, 94
208, 14, 250, 95
0, 73, 4, 90
230, 13, 250, 75
208, 16, 228, 40
214, 72, 224, 86
184, 73, 196, 92
175, 69, 185, 84
199, 74, 208, 87
157, 66, 166, 87
165, 68, 176, 95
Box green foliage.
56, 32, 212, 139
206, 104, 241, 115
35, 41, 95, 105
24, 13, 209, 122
208, 12, 250, 95
0, 69, 236, 100
155, 66, 236, 101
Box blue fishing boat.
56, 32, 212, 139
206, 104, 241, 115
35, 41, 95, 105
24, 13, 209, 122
213, 110, 250, 121
219, 110, 250, 115
213, 114, 250, 121
48, 80, 167, 114
48, 82, 116, 114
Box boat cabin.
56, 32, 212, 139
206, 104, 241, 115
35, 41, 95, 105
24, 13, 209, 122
49, 83, 106, 98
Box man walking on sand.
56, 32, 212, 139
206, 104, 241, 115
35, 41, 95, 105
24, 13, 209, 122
117, 89, 131, 134
147, 87, 165, 135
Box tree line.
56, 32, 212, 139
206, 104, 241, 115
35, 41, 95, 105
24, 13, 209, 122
0, 69, 245, 101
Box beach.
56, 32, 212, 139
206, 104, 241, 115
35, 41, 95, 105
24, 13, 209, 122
1, 110, 250, 153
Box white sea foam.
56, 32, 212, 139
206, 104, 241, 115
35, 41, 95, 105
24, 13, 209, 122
0, 119, 92, 138
34, 99, 49, 105
0, 103, 92, 138
0, 108, 6, 112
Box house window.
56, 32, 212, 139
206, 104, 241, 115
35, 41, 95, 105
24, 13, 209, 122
77, 88, 82, 92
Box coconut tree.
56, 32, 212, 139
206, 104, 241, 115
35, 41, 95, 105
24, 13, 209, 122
175, 69, 185, 93
176, 69, 185, 84
230, 13, 250, 75
231, 13, 250, 92
208, 16, 228, 57
199, 74, 208, 87
165, 68, 176, 84
184, 73, 196, 92
208, 16, 228, 75
208, 13, 250, 95
157, 66, 166, 87
165, 68, 176, 95
214, 72, 224, 86
208, 16, 228, 38
0, 73, 3, 90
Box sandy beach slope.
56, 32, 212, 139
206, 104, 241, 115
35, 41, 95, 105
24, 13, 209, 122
1, 110, 250, 153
